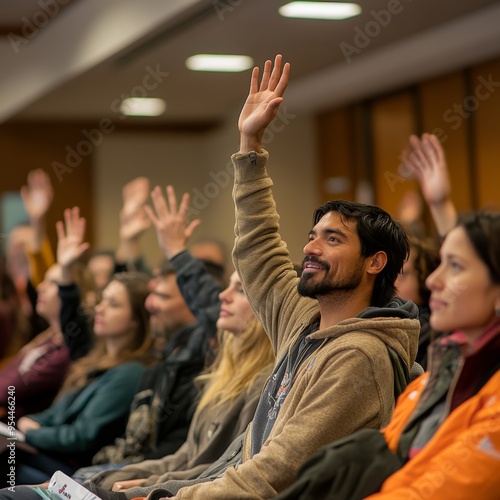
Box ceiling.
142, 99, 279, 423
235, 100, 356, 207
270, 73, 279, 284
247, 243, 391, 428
1, 0, 500, 128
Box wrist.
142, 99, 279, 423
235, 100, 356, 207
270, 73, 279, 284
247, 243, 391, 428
429, 198, 457, 237
239, 134, 263, 155
165, 246, 187, 260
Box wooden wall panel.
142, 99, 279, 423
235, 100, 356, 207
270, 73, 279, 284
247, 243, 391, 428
419, 72, 473, 211
0, 122, 94, 253
471, 57, 500, 210
315, 55, 500, 224
371, 91, 417, 217
317, 107, 356, 204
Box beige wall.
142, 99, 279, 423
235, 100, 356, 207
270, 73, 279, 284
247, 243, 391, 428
93, 111, 318, 270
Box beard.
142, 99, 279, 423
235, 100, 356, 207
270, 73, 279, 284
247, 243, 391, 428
297, 256, 365, 299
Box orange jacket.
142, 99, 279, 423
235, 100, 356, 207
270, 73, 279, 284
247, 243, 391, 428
366, 329, 500, 499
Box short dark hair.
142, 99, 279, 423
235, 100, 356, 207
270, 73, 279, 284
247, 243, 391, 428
313, 200, 410, 307
157, 259, 176, 278
458, 212, 500, 285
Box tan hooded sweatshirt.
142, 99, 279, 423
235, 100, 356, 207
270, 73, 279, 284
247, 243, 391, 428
165, 150, 420, 500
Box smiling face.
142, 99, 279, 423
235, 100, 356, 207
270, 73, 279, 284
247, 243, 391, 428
426, 226, 500, 342
36, 264, 63, 322
93, 280, 134, 338
297, 211, 369, 299
217, 272, 255, 335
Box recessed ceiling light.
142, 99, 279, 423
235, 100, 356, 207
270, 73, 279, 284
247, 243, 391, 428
186, 54, 254, 72
279, 2, 362, 20
120, 97, 166, 117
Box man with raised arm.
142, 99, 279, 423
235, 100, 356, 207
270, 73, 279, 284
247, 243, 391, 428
74, 55, 421, 500
125, 53, 416, 500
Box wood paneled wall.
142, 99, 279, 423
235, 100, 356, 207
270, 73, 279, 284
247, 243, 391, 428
317, 56, 500, 228
472, 59, 500, 210
371, 91, 417, 216
0, 122, 94, 252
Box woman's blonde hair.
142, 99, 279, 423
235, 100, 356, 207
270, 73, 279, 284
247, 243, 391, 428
195, 317, 274, 412
60, 272, 153, 394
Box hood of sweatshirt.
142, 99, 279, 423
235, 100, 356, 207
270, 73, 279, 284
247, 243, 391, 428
307, 297, 420, 369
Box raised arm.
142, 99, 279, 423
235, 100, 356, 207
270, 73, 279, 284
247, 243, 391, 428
232, 55, 316, 356
401, 133, 457, 237
21, 169, 53, 253
21, 169, 55, 285
56, 207, 92, 359
145, 185, 201, 260
145, 185, 220, 330
116, 177, 151, 272
56, 207, 90, 284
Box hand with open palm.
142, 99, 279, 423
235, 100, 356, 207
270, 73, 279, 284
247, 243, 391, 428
21, 169, 54, 252
145, 185, 201, 259
56, 207, 89, 283
401, 133, 457, 236
238, 54, 290, 154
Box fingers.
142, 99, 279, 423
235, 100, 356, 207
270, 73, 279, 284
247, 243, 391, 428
150, 186, 170, 221
55, 220, 65, 242
166, 185, 178, 214
249, 66, 260, 95
405, 136, 429, 173
27, 168, 52, 192
60, 207, 86, 241
78, 242, 90, 255
274, 62, 291, 96
268, 54, 283, 90
256, 55, 288, 95
185, 219, 202, 239
178, 192, 191, 220
425, 134, 446, 169
144, 204, 159, 227
259, 59, 273, 92
149, 185, 192, 227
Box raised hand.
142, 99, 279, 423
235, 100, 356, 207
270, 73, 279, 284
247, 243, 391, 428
145, 185, 201, 259
238, 54, 290, 154
20, 169, 53, 222
119, 177, 151, 242
402, 134, 451, 206
401, 133, 457, 236
56, 207, 89, 275
21, 169, 54, 253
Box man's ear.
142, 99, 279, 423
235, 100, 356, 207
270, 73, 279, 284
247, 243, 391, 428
366, 251, 388, 276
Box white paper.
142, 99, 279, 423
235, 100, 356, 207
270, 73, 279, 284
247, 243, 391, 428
48, 471, 103, 500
